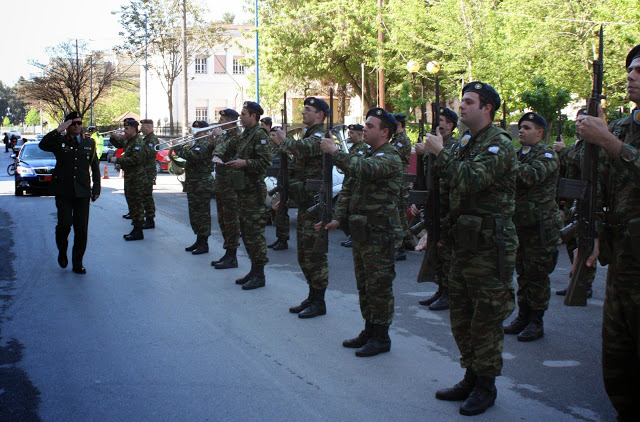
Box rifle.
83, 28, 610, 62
267, 92, 290, 217
500, 101, 507, 130
416, 75, 441, 283
563, 26, 604, 306
306, 88, 334, 254
554, 106, 563, 146
408, 78, 428, 206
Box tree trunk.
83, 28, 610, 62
167, 85, 174, 129
337, 84, 347, 123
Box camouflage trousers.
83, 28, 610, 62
435, 242, 452, 288
449, 247, 515, 377
185, 180, 213, 237
602, 239, 640, 421
214, 175, 240, 250
236, 183, 268, 266
515, 225, 559, 312
124, 174, 147, 227
566, 237, 597, 286
399, 184, 412, 245
353, 231, 396, 326
296, 206, 328, 289
142, 172, 155, 219
274, 204, 290, 241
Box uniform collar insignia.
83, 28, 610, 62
633, 109, 640, 125
460, 134, 471, 147
521, 146, 531, 154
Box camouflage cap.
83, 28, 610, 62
518, 112, 547, 130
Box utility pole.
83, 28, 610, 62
255, 0, 259, 102
181, 0, 188, 135
377, 0, 385, 108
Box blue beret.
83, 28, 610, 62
348, 124, 364, 131
64, 111, 81, 122
626, 44, 640, 69
518, 112, 547, 130
220, 108, 239, 119
243, 101, 264, 116
192, 120, 209, 128
439, 107, 458, 126
366, 107, 398, 134
304, 97, 330, 114
462, 81, 501, 110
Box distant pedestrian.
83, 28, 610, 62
3, 133, 8, 152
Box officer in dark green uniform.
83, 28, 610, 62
140, 119, 158, 229
39, 111, 101, 274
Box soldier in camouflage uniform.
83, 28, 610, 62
267, 128, 291, 251
211, 109, 242, 269
274, 97, 331, 318
319, 107, 403, 357
391, 114, 413, 261
576, 45, 640, 422
415, 107, 459, 311
213, 101, 272, 290
554, 109, 597, 298
140, 119, 158, 230
173, 121, 216, 255
503, 112, 561, 342
424, 82, 517, 416
340, 124, 368, 248
110, 118, 148, 241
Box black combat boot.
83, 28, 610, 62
123, 213, 131, 219
517, 311, 544, 342
435, 368, 477, 401
395, 248, 407, 261
355, 324, 391, 357
342, 320, 372, 348
298, 288, 326, 318
556, 286, 592, 298
211, 249, 229, 266
459, 376, 497, 416
272, 239, 288, 250
185, 237, 199, 252
503, 302, 530, 334
192, 236, 209, 255
429, 287, 450, 311
142, 218, 155, 229
124, 226, 144, 241
289, 286, 313, 313
340, 236, 353, 247
419, 286, 442, 306
214, 248, 238, 269
267, 239, 279, 248
242, 265, 266, 290
235, 263, 255, 285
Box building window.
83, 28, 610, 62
195, 107, 208, 122
214, 55, 227, 74
195, 57, 207, 74
232, 56, 245, 75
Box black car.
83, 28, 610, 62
13, 142, 56, 196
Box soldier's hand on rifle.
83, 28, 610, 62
415, 232, 428, 251
553, 136, 566, 152
314, 219, 339, 232
274, 125, 287, 145
320, 136, 338, 154
414, 143, 427, 156
212, 156, 224, 165
410, 204, 420, 216
423, 131, 444, 156
577, 104, 623, 157
226, 159, 247, 169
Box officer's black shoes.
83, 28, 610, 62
355, 324, 391, 357
57, 252, 68, 269
122, 213, 131, 219
517, 312, 544, 342
289, 287, 313, 313
215, 256, 238, 269
436, 368, 477, 401
272, 240, 288, 251
556, 287, 592, 298
340, 237, 353, 248
343, 321, 372, 348
395, 248, 407, 261
185, 238, 199, 252
242, 275, 266, 290
72, 266, 86, 274
419, 289, 442, 306
298, 288, 326, 318
124, 226, 144, 241
503, 303, 530, 335
459, 376, 496, 416
192, 236, 209, 255
142, 218, 155, 229
429, 287, 450, 311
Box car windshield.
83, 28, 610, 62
21, 144, 55, 160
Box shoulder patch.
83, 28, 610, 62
314, 132, 323, 138
357, 151, 364, 155
460, 134, 471, 147
260, 139, 267, 144
544, 152, 553, 158
521, 146, 531, 155
396, 142, 403, 147
488, 146, 499, 154
194, 147, 201, 151
375, 152, 384, 156
134, 146, 140, 150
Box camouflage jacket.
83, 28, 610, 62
333, 142, 404, 244
214, 123, 272, 187
391, 130, 412, 170
434, 124, 518, 251
564, 139, 586, 180
282, 123, 325, 183
142, 133, 159, 176
214, 127, 241, 180
176, 135, 216, 179
349, 140, 369, 155
113, 134, 147, 179
437, 133, 459, 237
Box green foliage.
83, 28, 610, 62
520, 77, 571, 126
92, 82, 141, 126
25, 108, 40, 126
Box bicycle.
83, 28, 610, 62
7, 161, 16, 176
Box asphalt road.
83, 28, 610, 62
0, 153, 616, 421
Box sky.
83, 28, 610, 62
1, 0, 251, 86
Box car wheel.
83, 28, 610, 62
156, 162, 162, 174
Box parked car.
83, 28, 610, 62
100, 138, 116, 161
156, 149, 170, 173
13, 141, 56, 196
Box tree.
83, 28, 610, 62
92, 80, 141, 126
21, 41, 118, 124
0, 80, 27, 125
25, 108, 40, 128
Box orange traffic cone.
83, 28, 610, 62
103, 165, 109, 179
119, 169, 124, 178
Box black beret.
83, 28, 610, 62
366, 107, 398, 134
392, 113, 407, 124
140, 119, 153, 124
192, 120, 209, 128
220, 108, 239, 119
348, 124, 364, 131
626, 44, 640, 69
64, 111, 81, 122
243, 101, 264, 116
462, 81, 501, 110
123, 117, 139, 128
440, 107, 459, 126
260, 116, 272, 125
304, 97, 330, 114
518, 112, 547, 130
